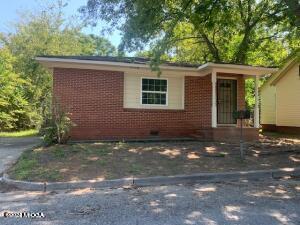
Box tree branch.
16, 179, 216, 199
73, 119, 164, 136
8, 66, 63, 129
201, 32, 221, 62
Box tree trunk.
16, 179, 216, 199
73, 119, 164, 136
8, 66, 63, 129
201, 33, 221, 62
233, 28, 251, 64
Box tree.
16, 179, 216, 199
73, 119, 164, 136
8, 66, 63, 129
81, 0, 299, 109
81, 0, 298, 66
80, 34, 117, 56
0, 48, 37, 131
1, 0, 117, 130
282, 0, 300, 27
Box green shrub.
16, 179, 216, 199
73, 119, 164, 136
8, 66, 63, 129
41, 99, 75, 146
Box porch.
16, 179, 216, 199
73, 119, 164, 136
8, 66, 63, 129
193, 63, 277, 141
192, 127, 259, 142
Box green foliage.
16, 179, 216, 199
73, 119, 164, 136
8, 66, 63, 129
0, 48, 39, 131
52, 147, 66, 158
81, 0, 299, 108
0, 129, 38, 137
281, 0, 300, 27
81, 0, 298, 67
245, 79, 255, 109
42, 126, 57, 146
41, 99, 75, 146
10, 150, 38, 180
0, 0, 117, 131
245, 78, 269, 110
10, 148, 62, 181
80, 34, 117, 56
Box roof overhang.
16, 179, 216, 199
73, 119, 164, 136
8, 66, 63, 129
36, 57, 199, 72
36, 57, 278, 77
197, 62, 277, 77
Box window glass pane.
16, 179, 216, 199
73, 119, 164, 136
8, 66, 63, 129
142, 92, 167, 105
150, 93, 155, 99
142, 79, 148, 86
161, 84, 167, 92
142, 79, 167, 92
142, 93, 149, 104
161, 94, 166, 104
141, 79, 167, 105
149, 79, 155, 86
142, 84, 148, 91
153, 93, 158, 104
148, 95, 155, 104
149, 84, 155, 91
154, 83, 161, 91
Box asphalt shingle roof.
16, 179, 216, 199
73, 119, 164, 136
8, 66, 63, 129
38, 55, 202, 68
38, 55, 277, 69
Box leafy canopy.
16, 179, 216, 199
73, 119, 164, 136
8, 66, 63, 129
0, 48, 35, 131
81, 0, 299, 67
0, 0, 117, 130
81, 0, 299, 109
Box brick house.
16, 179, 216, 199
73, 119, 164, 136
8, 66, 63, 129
37, 56, 277, 141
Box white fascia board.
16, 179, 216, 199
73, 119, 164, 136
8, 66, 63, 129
198, 62, 278, 76
35, 57, 199, 72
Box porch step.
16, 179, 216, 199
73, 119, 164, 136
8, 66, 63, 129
190, 134, 205, 140
191, 128, 213, 141
190, 127, 259, 141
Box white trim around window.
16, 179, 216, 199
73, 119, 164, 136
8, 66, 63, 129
140, 77, 169, 106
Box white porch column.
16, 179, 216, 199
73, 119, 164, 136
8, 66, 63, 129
212, 70, 217, 128
254, 76, 260, 128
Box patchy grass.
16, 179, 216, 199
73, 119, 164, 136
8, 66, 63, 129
10, 149, 62, 181
11, 155, 38, 180
0, 129, 39, 138
8, 133, 300, 182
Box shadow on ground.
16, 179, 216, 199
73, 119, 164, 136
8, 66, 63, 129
0, 179, 299, 225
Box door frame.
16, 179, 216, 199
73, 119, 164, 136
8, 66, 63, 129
216, 76, 238, 126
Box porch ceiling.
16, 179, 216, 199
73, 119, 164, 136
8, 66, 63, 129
198, 62, 278, 77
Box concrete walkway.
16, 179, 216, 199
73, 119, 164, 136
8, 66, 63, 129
0, 137, 41, 174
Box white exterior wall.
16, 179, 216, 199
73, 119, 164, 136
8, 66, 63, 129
276, 63, 300, 127
260, 84, 276, 125
123, 70, 184, 110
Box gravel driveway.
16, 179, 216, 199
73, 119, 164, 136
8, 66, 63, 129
0, 179, 299, 225
0, 137, 41, 174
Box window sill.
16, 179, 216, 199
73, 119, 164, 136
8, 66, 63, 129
123, 108, 185, 112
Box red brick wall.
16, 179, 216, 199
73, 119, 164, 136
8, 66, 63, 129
53, 68, 245, 140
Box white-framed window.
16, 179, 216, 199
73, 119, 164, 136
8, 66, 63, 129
141, 78, 168, 105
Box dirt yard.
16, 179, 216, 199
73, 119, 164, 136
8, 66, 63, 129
8, 132, 300, 182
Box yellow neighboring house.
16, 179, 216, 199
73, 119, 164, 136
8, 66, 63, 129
261, 56, 300, 133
